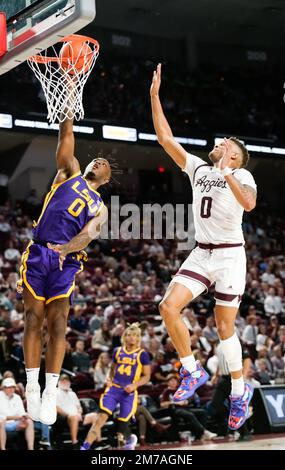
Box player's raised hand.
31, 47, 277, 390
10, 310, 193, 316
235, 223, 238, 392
150, 63, 162, 97
219, 138, 232, 170
47, 242, 68, 271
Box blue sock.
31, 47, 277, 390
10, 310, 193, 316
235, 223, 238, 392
80, 441, 91, 450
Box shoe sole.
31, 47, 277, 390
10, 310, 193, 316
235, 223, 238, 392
228, 386, 254, 430
173, 371, 209, 402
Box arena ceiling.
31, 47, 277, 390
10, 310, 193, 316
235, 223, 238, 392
95, 0, 285, 47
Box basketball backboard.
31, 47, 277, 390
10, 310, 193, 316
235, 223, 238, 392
0, 0, 96, 75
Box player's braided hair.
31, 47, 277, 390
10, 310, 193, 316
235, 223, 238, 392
229, 137, 250, 167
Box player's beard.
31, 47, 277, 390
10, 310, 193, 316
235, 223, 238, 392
84, 171, 97, 181
208, 150, 222, 164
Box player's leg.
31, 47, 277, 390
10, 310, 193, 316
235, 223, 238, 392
23, 289, 45, 421
39, 298, 70, 425
214, 305, 243, 385
23, 289, 46, 368
80, 412, 109, 449
159, 282, 194, 358
214, 247, 253, 430
80, 386, 118, 449
82, 412, 98, 426
118, 390, 138, 450
214, 304, 253, 430
159, 249, 210, 401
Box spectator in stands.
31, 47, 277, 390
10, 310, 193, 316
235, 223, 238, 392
91, 321, 112, 351
151, 351, 174, 383
270, 346, 285, 378
254, 347, 273, 376
256, 323, 272, 352
160, 375, 216, 441
72, 340, 91, 373
2, 370, 25, 400
103, 301, 122, 322
261, 266, 276, 285
235, 311, 246, 337
203, 316, 219, 345
69, 305, 89, 337
164, 337, 178, 362
191, 326, 212, 355
275, 329, 285, 355
111, 320, 126, 348
56, 374, 98, 449
267, 315, 280, 341
62, 340, 75, 372
242, 315, 258, 346
88, 305, 104, 334
92, 267, 106, 286
4, 241, 21, 262
182, 308, 199, 332
0, 377, 34, 450
264, 287, 283, 316
135, 401, 171, 445
93, 352, 111, 390
0, 214, 11, 236
255, 359, 271, 385
0, 305, 11, 360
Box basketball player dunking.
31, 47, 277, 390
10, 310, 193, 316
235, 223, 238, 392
17, 116, 110, 425
150, 64, 257, 430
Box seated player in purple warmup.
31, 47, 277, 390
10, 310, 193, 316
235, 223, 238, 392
17, 113, 111, 426
80, 323, 151, 450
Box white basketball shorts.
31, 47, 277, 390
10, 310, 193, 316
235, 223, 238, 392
171, 245, 246, 307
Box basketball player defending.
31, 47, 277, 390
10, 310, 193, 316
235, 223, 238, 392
17, 116, 110, 425
150, 64, 257, 430
80, 323, 151, 450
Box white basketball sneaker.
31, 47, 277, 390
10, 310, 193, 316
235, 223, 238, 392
39, 388, 57, 425
26, 383, 41, 421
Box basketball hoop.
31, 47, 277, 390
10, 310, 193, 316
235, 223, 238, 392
27, 34, 100, 123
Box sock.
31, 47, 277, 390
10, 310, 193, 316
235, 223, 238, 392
231, 377, 245, 397
180, 354, 197, 373
80, 442, 91, 450
45, 373, 59, 391
219, 333, 243, 372
26, 368, 40, 385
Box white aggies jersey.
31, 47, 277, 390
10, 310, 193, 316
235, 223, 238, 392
183, 152, 257, 244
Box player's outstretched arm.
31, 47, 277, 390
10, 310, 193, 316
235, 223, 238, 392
150, 63, 186, 169
47, 205, 108, 270
55, 116, 80, 179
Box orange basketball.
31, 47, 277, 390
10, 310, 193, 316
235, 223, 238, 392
59, 39, 93, 75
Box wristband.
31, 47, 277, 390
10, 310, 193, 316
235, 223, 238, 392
221, 167, 232, 177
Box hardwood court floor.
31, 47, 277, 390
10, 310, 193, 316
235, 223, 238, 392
138, 433, 285, 450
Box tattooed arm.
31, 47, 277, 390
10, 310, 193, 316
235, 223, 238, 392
47, 205, 108, 269
224, 176, 256, 212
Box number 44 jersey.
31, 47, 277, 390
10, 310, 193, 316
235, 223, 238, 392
33, 172, 104, 244
112, 346, 150, 388
184, 153, 257, 245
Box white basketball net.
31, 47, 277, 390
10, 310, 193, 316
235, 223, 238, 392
27, 36, 99, 123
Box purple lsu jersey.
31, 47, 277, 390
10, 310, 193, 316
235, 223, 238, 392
33, 172, 104, 244
100, 346, 150, 420
112, 346, 150, 388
